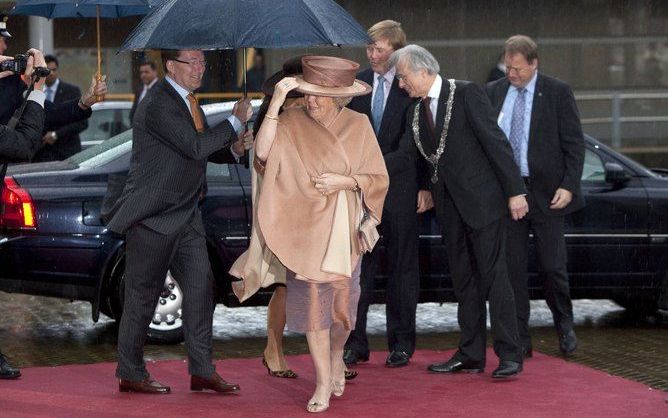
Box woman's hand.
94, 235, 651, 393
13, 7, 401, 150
268, 77, 299, 111
311, 173, 356, 195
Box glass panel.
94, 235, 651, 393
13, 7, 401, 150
582, 148, 606, 181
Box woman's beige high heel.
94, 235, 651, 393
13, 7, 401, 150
307, 398, 330, 413
331, 379, 345, 397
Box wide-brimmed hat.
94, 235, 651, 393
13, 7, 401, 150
261, 55, 308, 98
0, 14, 11, 38
295, 56, 371, 98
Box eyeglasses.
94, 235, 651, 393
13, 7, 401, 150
505, 65, 530, 74
173, 58, 207, 68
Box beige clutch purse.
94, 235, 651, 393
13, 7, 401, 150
357, 191, 380, 253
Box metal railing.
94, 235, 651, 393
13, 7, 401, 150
575, 91, 668, 149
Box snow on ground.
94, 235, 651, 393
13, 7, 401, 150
212, 299, 625, 340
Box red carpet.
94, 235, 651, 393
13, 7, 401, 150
1, 350, 665, 418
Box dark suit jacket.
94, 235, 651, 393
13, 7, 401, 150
34, 80, 87, 161
348, 68, 417, 210
0, 75, 27, 126
104, 78, 238, 235
0, 101, 45, 163
485, 74, 585, 215
402, 78, 526, 229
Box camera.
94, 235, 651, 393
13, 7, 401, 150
0, 53, 28, 74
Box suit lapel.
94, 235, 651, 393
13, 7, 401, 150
494, 79, 511, 112
433, 77, 450, 138
159, 78, 198, 131
528, 74, 543, 147
358, 69, 373, 121
377, 77, 402, 138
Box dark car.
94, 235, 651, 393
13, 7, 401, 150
1, 107, 667, 342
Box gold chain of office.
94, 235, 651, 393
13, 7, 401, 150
411, 78, 456, 184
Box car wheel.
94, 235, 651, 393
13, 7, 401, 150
108, 255, 185, 344
146, 272, 185, 344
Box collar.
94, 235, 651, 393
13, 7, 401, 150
46, 78, 60, 92
146, 78, 158, 89
165, 75, 191, 100
426, 74, 442, 100
374, 66, 396, 84
509, 70, 538, 95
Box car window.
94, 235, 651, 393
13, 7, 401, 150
80, 108, 131, 144
68, 129, 133, 167
581, 148, 606, 181
206, 162, 231, 178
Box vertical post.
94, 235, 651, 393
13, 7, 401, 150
611, 92, 621, 148
28, 16, 53, 54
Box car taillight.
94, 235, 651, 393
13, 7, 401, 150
1, 177, 37, 229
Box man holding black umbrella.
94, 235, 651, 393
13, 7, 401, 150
104, 49, 252, 395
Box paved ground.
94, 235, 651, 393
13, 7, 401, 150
0, 292, 666, 391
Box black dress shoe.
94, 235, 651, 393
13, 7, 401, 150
0, 354, 21, 380
522, 346, 533, 359
559, 329, 578, 356
119, 377, 171, 394
427, 358, 484, 374
491, 361, 523, 379
191, 372, 240, 393
385, 351, 410, 368
343, 349, 369, 365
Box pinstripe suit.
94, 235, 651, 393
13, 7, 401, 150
105, 77, 238, 381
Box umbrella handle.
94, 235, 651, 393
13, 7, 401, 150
96, 6, 104, 102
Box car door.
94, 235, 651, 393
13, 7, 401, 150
563, 144, 651, 293
201, 161, 250, 285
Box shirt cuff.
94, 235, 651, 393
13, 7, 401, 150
230, 144, 242, 163
27, 90, 46, 108
227, 115, 243, 135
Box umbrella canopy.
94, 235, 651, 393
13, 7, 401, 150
12, 0, 160, 94
11, 0, 155, 19
119, 0, 371, 52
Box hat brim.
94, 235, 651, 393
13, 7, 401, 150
261, 70, 303, 98
295, 75, 371, 98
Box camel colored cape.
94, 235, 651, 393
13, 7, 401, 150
230, 106, 388, 301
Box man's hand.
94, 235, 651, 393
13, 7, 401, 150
508, 195, 529, 220
24, 48, 47, 90
80, 74, 108, 108
0, 55, 13, 80
550, 188, 573, 210
42, 131, 57, 145
232, 130, 253, 156
416, 190, 434, 213
232, 98, 252, 124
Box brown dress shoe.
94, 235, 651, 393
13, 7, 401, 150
119, 377, 171, 394
191, 372, 240, 393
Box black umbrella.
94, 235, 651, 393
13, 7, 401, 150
118, 0, 371, 95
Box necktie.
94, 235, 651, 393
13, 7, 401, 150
187, 93, 205, 133
422, 97, 435, 140
509, 88, 526, 168
371, 74, 385, 134
45, 87, 54, 102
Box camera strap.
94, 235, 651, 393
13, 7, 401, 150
1, 76, 38, 205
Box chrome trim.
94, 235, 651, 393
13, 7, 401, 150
564, 233, 647, 238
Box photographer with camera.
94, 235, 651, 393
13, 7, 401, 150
0, 47, 47, 380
